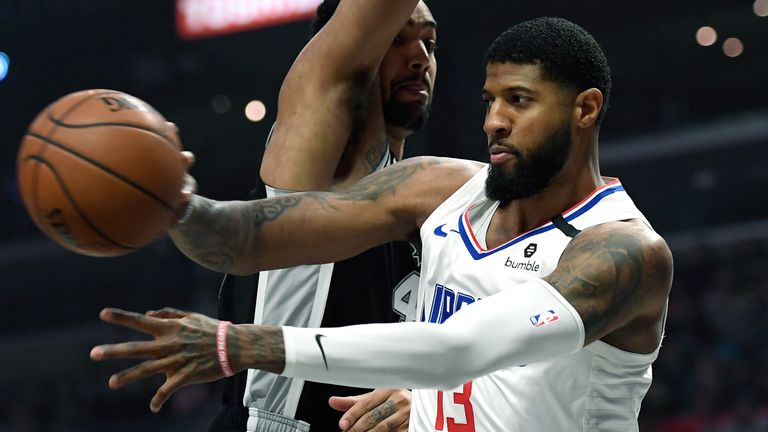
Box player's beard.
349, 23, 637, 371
383, 97, 431, 131
485, 120, 572, 207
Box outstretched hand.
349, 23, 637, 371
90, 307, 225, 413
329, 388, 411, 431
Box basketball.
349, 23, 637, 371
16, 89, 187, 257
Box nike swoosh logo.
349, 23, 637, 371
434, 224, 460, 237
434, 224, 448, 237
315, 334, 329, 370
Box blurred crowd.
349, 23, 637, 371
643, 239, 768, 431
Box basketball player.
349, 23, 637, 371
92, 18, 673, 430
209, 0, 436, 431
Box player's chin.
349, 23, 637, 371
488, 157, 519, 175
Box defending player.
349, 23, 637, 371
92, 18, 672, 431
228, 0, 437, 431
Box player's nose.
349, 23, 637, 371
483, 103, 511, 137
407, 41, 430, 72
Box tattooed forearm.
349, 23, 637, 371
251, 196, 302, 227
169, 158, 444, 273
229, 325, 285, 374
338, 157, 442, 202
545, 225, 645, 343
170, 195, 302, 273
171, 196, 243, 272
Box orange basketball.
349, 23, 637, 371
16, 89, 186, 257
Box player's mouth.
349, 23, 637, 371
489, 144, 520, 165
394, 80, 430, 100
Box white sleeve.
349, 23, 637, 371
281, 279, 585, 390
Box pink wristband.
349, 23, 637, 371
216, 321, 234, 377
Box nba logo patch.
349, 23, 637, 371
530, 310, 559, 327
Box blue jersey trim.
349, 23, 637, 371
563, 186, 624, 221
458, 214, 558, 260
458, 184, 625, 260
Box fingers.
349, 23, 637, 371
329, 394, 364, 412
360, 415, 408, 432
176, 174, 198, 223
98, 308, 167, 334
182, 173, 197, 195
347, 400, 408, 432
90, 339, 171, 361
165, 121, 179, 134
107, 356, 180, 389
146, 307, 191, 319
180, 151, 195, 169
337, 389, 393, 431
179, 151, 197, 199
342, 389, 411, 432
150, 363, 196, 413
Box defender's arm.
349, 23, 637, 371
261, 0, 425, 191
170, 157, 481, 275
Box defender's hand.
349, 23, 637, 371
176, 151, 197, 223
90, 307, 224, 413
329, 388, 411, 431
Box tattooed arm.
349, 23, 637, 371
169, 157, 482, 276
261, 0, 428, 191
91, 216, 671, 412
544, 219, 673, 354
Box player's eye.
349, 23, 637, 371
424, 40, 437, 54
510, 95, 531, 104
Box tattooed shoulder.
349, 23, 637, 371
544, 220, 671, 344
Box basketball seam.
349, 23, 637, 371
44, 89, 118, 137
46, 111, 178, 151
25, 131, 177, 213
24, 155, 135, 251
31, 90, 118, 228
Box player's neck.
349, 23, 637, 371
386, 129, 407, 161
490, 160, 603, 245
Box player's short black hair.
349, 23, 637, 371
310, 0, 341, 36
485, 17, 612, 127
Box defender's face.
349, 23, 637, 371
378, 1, 437, 131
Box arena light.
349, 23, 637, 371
245, 100, 267, 122
755, 0, 768, 17
0, 52, 9, 81
723, 37, 744, 58
695, 26, 717, 47
176, 0, 322, 40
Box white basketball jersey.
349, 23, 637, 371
410, 167, 660, 431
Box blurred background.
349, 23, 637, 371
1, 0, 767, 430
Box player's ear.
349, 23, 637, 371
573, 88, 603, 129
